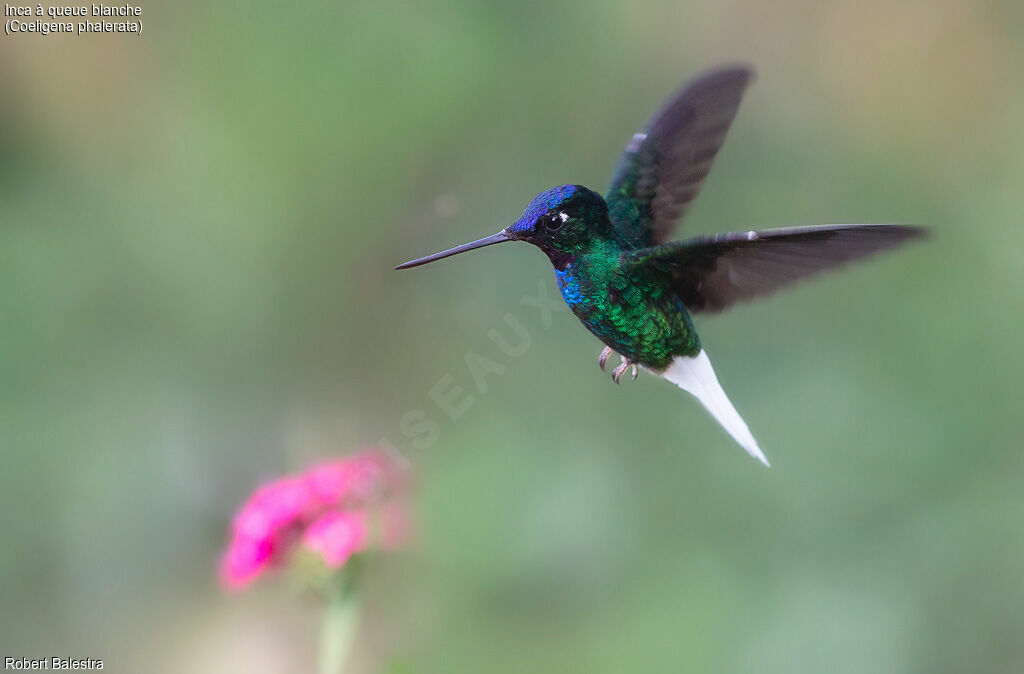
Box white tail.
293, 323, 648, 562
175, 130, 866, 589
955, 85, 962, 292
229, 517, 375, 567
660, 351, 769, 466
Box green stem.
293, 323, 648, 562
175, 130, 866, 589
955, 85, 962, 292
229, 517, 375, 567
318, 585, 359, 674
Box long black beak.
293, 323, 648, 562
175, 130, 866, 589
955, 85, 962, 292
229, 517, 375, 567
395, 230, 512, 270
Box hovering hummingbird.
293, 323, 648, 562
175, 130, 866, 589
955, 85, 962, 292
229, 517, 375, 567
396, 65, 923, 466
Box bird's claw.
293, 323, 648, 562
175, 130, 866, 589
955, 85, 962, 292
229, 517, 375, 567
611, 357, 639, 384
598, 346, 614, 371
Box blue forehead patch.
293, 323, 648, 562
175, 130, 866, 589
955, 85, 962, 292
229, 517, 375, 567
509, 185, 578, 233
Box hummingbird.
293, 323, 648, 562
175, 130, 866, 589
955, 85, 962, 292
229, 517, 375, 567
396, 65, 924, 466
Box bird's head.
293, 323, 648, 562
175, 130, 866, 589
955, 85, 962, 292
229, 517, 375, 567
395, 185, 612, 271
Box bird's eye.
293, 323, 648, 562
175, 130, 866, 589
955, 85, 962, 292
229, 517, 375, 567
543, 212, 569, 231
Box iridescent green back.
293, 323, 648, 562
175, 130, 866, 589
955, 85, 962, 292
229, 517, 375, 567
555, 238, 701, 369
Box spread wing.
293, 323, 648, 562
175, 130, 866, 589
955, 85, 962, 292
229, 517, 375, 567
605, 66, 754, 249
620, 224, 926, 313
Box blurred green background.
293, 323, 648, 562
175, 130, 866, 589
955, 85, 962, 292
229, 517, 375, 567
2, 0, 1023, 671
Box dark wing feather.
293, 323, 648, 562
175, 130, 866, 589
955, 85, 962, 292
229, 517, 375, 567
620, 224, 926, 313
605, 66, 754, 248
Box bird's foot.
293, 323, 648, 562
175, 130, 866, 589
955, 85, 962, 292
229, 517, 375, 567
611, 356, 639, 384
598, 346, 614, 371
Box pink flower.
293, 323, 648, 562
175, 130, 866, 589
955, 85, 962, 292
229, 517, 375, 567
234, 477, 314, 538
302, 511, 368, 567
305, 461, 352, 507
219, 448, 410, 590
220, 534, 276, 590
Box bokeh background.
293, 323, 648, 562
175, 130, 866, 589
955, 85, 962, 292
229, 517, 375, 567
2, 0, 1023, 671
